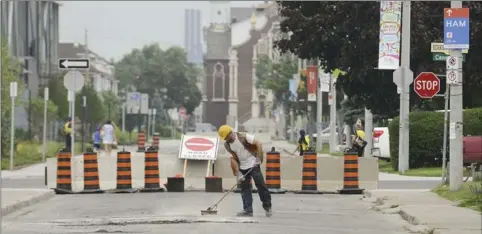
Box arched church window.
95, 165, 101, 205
212, 62, 225, 99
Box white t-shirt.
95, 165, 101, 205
228, 133, 258, 170
102, 124, 115, 144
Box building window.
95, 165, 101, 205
212, 62, 225, 99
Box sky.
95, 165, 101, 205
59, 1, 264, 61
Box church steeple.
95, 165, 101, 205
209, 1, 231, 29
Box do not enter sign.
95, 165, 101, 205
414, 72, 440, 98
184, 137, 214, 151
178, 135, 219, 160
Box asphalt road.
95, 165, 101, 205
3, 192, 411, 234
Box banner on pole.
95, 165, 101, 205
378, 1, 402, 70
306, 65, 318, 102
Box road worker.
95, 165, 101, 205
218, 125, 272, 217
63, 118, 72, 151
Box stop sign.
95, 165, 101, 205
414, 72, 440, 98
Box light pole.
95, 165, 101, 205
152, 108, 157, 135
42, 88, 49, 162
81, 96, 86, 152
10, 82, 18, 170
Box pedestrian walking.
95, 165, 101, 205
218, 125, 273, 217
352, 118, 367, 157
63, 118, 73, 151
295, 129, 311, 156
93, 125, 102, 153
101, 120, 116, 156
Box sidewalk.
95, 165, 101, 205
365, 190, 482, 234
2, 163, 47, 179
1, 188, 54, 216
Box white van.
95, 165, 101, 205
372, 127, 390, 160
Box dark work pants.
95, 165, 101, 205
240, 165, 272, 213
65, 135, 72, 151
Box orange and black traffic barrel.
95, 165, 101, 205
140, 147, 165, 192
265, 147, 286, 194
294, 150, 323, 194
338, 149, 364, 194
80, 150, 104, 194
152, 133, 160, 150
137, 132, 146, 152
54, 148, 74, 194
114, 150, 138, 193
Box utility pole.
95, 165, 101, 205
448, 1, 464, 191
364, 108, 373, 157
329, 74, 337, 153
42, 88, 49, 162
398, 1, 412, 172
10, 82, 18, 170
84, 29, 90, 83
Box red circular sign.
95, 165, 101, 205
414, 72, 440, 98
185, 137, 214, 151
179, 107, 186, 116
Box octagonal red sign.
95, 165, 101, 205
184, 137, 214, 151
414, 72, 440, 98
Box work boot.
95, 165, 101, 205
265, 207, 272, 217
236, 210, 253, 217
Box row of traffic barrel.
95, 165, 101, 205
53, 146, 364, 195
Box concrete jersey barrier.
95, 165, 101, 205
47, 151, 379, 192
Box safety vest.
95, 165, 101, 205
301, 136, 310, 151
224, 132, 259, 161
64, 122, 72, 135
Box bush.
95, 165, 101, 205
389, 108, 482, 170
1, 141, 64, 169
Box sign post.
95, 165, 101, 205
152, 109, 157, 136
9, 82, 18, 170
414, 72, 441, 98
42, 88, 49, 162
63, 70, 85, 155
444, 4, 468, 191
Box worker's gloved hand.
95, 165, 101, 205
236, 171, 245, 182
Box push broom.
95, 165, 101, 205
201, 167, 253, 215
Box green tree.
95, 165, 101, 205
115, 44, 202, 115
1, 40, 23, 158
101, 91, 121, 124
25, 98, 58, 138
48, 74, 69, 120
75, 85, 105, 133
275, 1, 482, 117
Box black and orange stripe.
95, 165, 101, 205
140, 148, 165, 192
137, 132, 146, 152
80, 152, 103, 193
265, 149, 286, 194
114, 151, 138, 193
294, 151, 323, 194
338, 150, 364, 194
54, 149, 73, 194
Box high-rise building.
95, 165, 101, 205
184, 9, 203, 65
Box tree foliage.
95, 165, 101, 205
275, 1, 482, 118
115, 44, 202, 115
1, 40, 23, 158
255, 54, 298, 106
25, 98, 58, 138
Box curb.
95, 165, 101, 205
364, 190, 433, 234
1, 190, 55, 216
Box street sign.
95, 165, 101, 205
140, 93, 149, 114
432, 52, 466, 62
446, 56, 461, 70
179, 107, 186, 117
393, 66, 414, 88
446, 70, 459, 85
58, 58, 90, 69
126, 92, 140, 114
414, 72, 440, 98
319, 72, 331, 92
431, 42, 468, 54
443, 8, 470, 49
178, 135, 219, 160
63, 70, 85, 92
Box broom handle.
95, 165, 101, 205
210, 167, 253, 207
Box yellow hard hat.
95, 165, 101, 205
218, 125, 232, 140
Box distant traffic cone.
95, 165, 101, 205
113, 150, 138, 193
338, 149, 364, 194
140, 147, 165, 192
137, 132, 146, 152
53, 148, 74, 194
152, 133, 160, 150
80, 150, 104, 194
